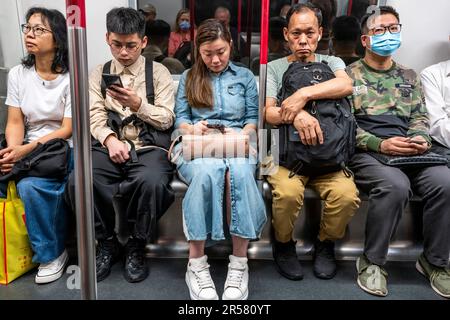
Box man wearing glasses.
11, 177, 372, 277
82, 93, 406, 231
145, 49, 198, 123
346, 6, 450, 298
66, 7, 175, 283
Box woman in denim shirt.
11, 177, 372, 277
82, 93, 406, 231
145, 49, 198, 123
174, 19, 266, 300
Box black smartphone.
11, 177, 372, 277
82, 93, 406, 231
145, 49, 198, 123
409, 139, 426, 145
206, 124, 225, 133
102, 73, 123, 92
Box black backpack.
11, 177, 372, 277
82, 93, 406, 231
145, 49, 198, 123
277, 61, 356, 177
0, 137, 70, 182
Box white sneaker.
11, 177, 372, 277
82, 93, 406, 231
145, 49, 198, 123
35, 250, 69, 284
222, 255, 249, 300
185, 255, 218, 300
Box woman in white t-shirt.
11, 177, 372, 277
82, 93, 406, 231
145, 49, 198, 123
0, 7, 72, 284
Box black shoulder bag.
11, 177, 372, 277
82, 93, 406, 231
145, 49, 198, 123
367, 151, 448, 169
0, 137, 70, 182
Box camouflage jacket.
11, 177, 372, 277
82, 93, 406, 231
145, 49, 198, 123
346, 59, 430, 152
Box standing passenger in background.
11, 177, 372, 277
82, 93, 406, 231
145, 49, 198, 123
280, 4, 291, 19
251, 17, 290, 75
174, 19, 266, 300
330, 15, 361, 66
421, 57, 450, 166
168, 9, 195, 58
0, 7, 72, 284
142, 19, 185, 74
310, 0, 337, 54
348, 0, 370, 21
139, 3, 157, 23
214, 6, 246, 61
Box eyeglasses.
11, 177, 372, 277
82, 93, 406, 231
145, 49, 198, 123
370, 24, 402, 36
109, 42, 141, 53
21, 24, 52, 36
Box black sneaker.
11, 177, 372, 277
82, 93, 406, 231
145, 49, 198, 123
313, 239, 337, 279
96, 236, 122, 282
272, 239, 304, 280
123, 238, 149, 283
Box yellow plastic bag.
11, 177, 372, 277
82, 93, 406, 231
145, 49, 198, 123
0, 181, 36, 285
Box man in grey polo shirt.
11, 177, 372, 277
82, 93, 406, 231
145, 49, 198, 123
264, 3, 359, 282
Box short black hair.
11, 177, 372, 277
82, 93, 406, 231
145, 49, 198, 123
106, 7, 146, 38
22, 7, 68, 74
145, 19, 171, 42
350, 0, 370, 21
286, 3, 323, 28
269, 17, 287, 41
361, 5, 400, 34
332, 15, 361, 41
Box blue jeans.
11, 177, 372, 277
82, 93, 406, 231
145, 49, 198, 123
177, 156, 267, 241
0, 149, 73, 263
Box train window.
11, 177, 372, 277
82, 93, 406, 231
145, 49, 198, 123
137, 0, 381, 75
138, 0, 266, 75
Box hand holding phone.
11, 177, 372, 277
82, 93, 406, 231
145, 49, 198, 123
408, 139, 426, 145
102, 73, 123, 93
407, 137, 429, 155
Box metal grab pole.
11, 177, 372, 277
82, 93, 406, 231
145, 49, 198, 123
245, 0, 253, 65
189, 0, 195, 65
66, 0, 97, 300
257, 0, 270, 185
237, 0, 242, 53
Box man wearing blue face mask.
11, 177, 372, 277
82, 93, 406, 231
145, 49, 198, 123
346, 6, 450, 299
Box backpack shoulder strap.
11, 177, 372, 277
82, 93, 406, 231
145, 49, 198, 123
145, 59, 155, 105
100, 60, 112, 100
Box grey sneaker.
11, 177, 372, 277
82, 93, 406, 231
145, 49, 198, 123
356, 255, 388, 297
416, 253, 450, 299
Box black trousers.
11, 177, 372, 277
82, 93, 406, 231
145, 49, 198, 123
430, 140, 450, 168
350, 153, 450, 267
66, 147, 174, 242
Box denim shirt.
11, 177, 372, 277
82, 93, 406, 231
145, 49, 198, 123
175, 62, 259, 129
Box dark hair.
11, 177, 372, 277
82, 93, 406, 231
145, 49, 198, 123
361, 6, 400, 34
311, 0, 337, 30
21, 7, 68, 74
286, 3, 323, 27
350, 0, 370, 21
146, 19, 171, 43
269, 17, 287, 42
106, 7, 146, 38
332, 15, 361, 42
186, 19, 232, 109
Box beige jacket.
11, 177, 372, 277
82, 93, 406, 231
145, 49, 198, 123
89, 56, 175, 150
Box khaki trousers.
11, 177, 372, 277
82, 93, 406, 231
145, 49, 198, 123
267, 166, 360, 243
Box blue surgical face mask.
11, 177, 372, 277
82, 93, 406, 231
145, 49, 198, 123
369, 32, 402, 57
179, 21, 190, 31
